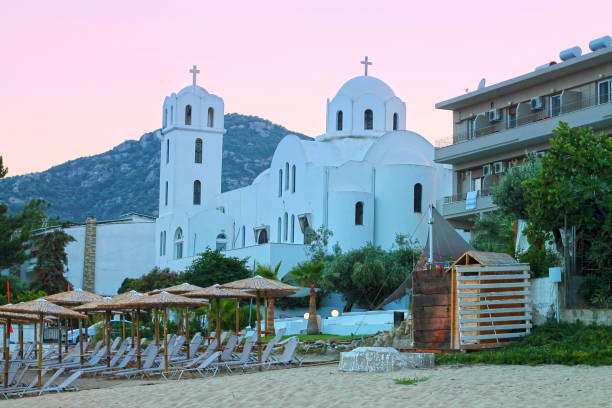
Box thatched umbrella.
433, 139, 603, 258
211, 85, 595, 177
221, 276, 298, 362
0, 299, 85, 388
149, 283, 203, 344
183, 285, 254, 359
45, 289, 104, 363
112, 291, 207, 374
111, 290, 142, 348
73, 297, 116, 367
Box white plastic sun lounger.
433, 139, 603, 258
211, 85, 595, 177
17, 369, 83, 397
168, 351, 222, 380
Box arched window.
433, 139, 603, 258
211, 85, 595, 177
285, 162, 289, 190
336, 110, 343, 131
174, 228, 184, 259
291, 214, 295, 243
193, 180, 201, 205
291, 165, 296, 193
207, 107, 214, 127
257, 229, 268, 244
277, 217, 282, 243
164, 181, 168, 206
163, 109, 168, 128
170, 106, 174, 125
161, 231, 166, 256
278, 169, 283, 197
159, 232, 164, 256
216, 233, 227, 251
195, 138, 203, 163
185, 105, 192, 125
393, 113, 399, 130
283, 212, 288, 241
414, 183, 422, 213
166, 139, 170, 164
355, 201, 364, 225
241, 226, 246, 248
364, 109, 373, 130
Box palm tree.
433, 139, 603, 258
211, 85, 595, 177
255, 261, 281, 335
290, 261, 326, 335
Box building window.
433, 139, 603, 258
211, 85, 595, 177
291, 214, 295, 243
364, 109, 373, 130
291, 165, 296, 193
216, 233, 227, 251
166, 139, 170, 164
159, 232, 164, 256
414, 183, 422, 213
355, 201, 364, 225
195, 139, 203, 163
336, 110, 343, 131
550, 94, 561, 117
257, 229, 268, 244
185, 105, 192, 125
170, 106, 174, 125
285, 163, 289, 190
278, 169, 283, 197
393, 113, 398, 130
193, 180, 201, 205
283, 212, 288, 241
165, 181, 168, 206
174, 228, 184, 259
162, 231, 166, 256
507, 106, 517, 129
163, 109, 168, 128
277, 217, 282, 243
207, 107, 214, 127
241, 226, 246, 248
467, 118, 475, 140
599, 78, 611, 104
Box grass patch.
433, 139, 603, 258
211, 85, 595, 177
436, 320, 612, 366
393, 376, 429, 385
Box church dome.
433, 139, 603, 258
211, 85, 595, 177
177, 85, 209, 97
336, 76, 395, 101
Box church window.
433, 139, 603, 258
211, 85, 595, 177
166, 139, 170, 164
162, 231, 166, 256
283, 212, 288, 241
241, 226, 246, 248
159, 232, 164, 256
195, 138, 203, 163
364, 109, 373, 130
170, 106, 174, 125
355, 201, 364, 225
257, 229, 268, 244
185, 105, 192, 125
278, 169, 283, 197
193, 180, 201, 205
216, 233, 227, 251
285, 163, 289, 190
277, 217, 282, 243
164, 109, 168, 128
291, 214, 295, 243
292, 165, 296, 193
337, 110, 343, 131
165, 181, 168, 206
174, 228, 184, 259
207, 107, 214, 127
393, 113, 399, 130
414, 183, 422, 213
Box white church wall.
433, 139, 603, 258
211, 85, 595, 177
326, 94, 353, 137
353, 94, 385, 134
327, 191, 374, 251
384, 97, 406, 131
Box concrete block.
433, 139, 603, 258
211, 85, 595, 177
338, 347, 434, 372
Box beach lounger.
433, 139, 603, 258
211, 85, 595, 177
0, 368, 49, 399
6, 367, 66, 398
168, 351, 222, 380
215, 340, 256, 374
242, 333, 288, 371
187, 333, 203, 359
80, 343, 135, 374
266, 337, 302, 369
110, 345, 160, 378
17, 369, 82, 397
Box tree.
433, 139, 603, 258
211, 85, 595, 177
182, 248, 251, 288
470, 212, 515, 255
492, 152, 541, 220
0, 155, 7, 179
29, 229, 75, 294
118, 267, 181, 293
289, 261, 326, 334
255, 261, 281, 335
305, 225, 334, 262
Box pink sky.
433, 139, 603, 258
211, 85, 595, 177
1, 0, 610, 176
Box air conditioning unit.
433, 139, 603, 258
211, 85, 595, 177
488, 109, 502, 122
531, 97, 544, 111
483, 164, 492, 177
494, 161, 505, 174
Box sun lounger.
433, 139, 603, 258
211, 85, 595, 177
187, 333, 203, 359
168, 351, 222, 380
110, 345, 160, 378
0, 368, 49, 399
6, 367, 66, 397
214, 340, 256, 374
16, 369, 82, 397
80, 343, 135, 374
266, 337, 302, 368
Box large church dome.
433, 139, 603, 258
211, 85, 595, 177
336, 76, 396, 101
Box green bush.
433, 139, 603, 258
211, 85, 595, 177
579, 274, 612, 308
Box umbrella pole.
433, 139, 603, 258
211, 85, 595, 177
235, 299, 240, 334
163, 307, 168, 374
19, 323, 24, 359
33, 322, 37, 359
216, 298, 221, 361
256, 294, 261, 363
106, 310, 111, 368
122, 313, 126, 341
79, 318, 84, 365
185, 308, 189, 345
57, 320, 62, 363
130, 311, 134, 348
3, 319, 9, 387
37, 315, 43, 388
136, 308, 141, 369
207, 304, 212, 341
64, 318, 68, 353
154, 308, 159, 345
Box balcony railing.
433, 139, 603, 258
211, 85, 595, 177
436, 89, 607, 148
442, 189, 494, 205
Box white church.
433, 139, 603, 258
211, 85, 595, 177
155, 61, 452, 278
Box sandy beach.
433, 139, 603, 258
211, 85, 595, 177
2, 364, 611, 408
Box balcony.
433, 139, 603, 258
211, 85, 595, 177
437, 190, 497, 221
435, 92, 612, 165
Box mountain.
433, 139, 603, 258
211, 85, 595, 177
0, 114, 312, 222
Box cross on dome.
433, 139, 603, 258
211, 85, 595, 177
189, 65, 200, 87
360, 56, 372, 76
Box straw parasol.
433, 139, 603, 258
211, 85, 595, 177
0, 299, 85, 388
111, 291, 208, 374
183, 285, 254, 358
221, 276, 298, 363
148, 284, 203, 345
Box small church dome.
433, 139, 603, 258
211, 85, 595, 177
336, 76, 396, 101
177, 85, 209, 97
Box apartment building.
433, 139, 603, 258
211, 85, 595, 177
434, 36, 612, 234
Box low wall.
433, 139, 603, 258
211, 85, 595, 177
560, 308, 612, 326
529, 277, 559, 325
275, 310, 407, 336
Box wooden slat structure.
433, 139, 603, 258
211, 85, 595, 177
450, 251, 532, 350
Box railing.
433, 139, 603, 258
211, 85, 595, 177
435, 89, 606, 148
442, 189, 494, 205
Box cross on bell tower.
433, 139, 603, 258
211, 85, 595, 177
189, 65, 200, 87
360, 56, 372, 76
